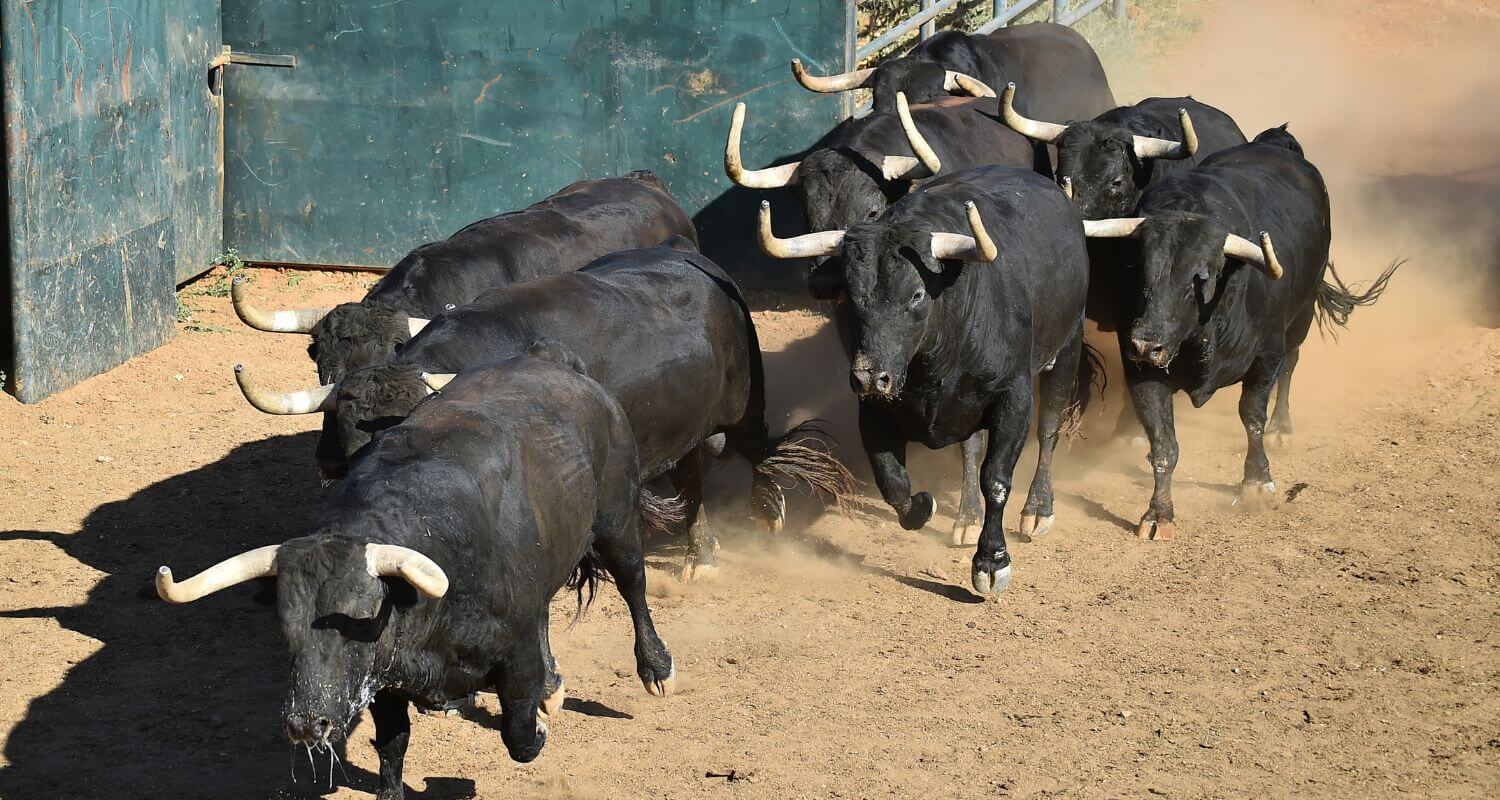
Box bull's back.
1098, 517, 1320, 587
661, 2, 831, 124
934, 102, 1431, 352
855, 98, 1036, 174
364, 173, 694, 317
979, 23, 1114, 122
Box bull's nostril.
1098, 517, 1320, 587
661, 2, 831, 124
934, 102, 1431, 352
850, 369, 872, 393
874, 372, 892, 392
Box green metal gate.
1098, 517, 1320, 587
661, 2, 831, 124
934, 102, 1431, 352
3, 0, 222, 402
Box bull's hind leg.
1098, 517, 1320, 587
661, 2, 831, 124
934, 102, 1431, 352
669, 448, 718, 581
1019, 326, 1085, 542
860, 401, 933, 531
593, 509, 675, 697
1268, 346, 1300, 444
1238, 358, 1282, 510
493, 629, 549, 763
370, 692, 411, 800
537, 610, 565, 720
950, 432, 986, 546
971, 379, 1033, 594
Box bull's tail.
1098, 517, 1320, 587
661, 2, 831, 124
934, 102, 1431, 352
1060, 340, 1107, 438
564, 547, 610, 625
731, 421, 857, 522
639, 488, 687, 536
1314, 259, 1404, 339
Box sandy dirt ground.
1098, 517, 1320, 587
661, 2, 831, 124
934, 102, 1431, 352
2, 1, 1498, 798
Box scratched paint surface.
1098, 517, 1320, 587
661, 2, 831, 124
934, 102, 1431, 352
3, 1, 221, 402
221, 0, 845, 275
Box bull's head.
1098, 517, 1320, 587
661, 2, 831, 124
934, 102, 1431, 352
230, 278, 430, 384
757, 197, 997, 397
1083, 212, 1284, 369
999, 84, 1198, 219
727, 95, 952, 299
788, 58, 995, 115
154, 538, 449, 750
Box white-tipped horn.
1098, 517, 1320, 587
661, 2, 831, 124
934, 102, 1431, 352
1082, 217, 1148, 239
725, 103, 800, 189
896, 92, 942, 176
420, 372, 456, 392
1132, 108, 1200, 160
757, 201, 845, 260
1061, 176, 1074, 200
943, 71, 996, 98
230, 277, 333, 334
929, 201, 999, 262
366, 543, 449, 599
156, 545, 280, 603
790, 58, 875, 93
407, 317, 430, 337
1000, 83, 1068, 144
234, 364, 336, 415
1224, 231, 1284, 279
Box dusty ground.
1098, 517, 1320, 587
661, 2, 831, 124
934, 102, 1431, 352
2, 1, 1498, 798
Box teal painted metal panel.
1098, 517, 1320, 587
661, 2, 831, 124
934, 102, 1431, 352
3, 1, 222, 402
221, 0, 848, 279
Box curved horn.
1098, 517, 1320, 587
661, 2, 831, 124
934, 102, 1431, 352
757, 201, 845, 260
407, 317, 430, 337
230, 277, 332, 334
1224, 231, 1285, 279
1000, 83, 1067, 144
896, 92, 942, 176
366, 543, 449, 599
419, 372, 456, 391
1132, 108, 1199, 160
944, 71, 996, 98
1082, 218, 1148, 239
725, 103, 800, 189
1061, 176, 1074, 200
930, 201, 999, 262
234, 363, 335, 415
790, 58, 875, 93
156, 545, 279, 603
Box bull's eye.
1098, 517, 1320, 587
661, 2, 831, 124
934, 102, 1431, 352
909, 288, 926, 308
865, 209, 880, 221
1111, 177, 1124, 188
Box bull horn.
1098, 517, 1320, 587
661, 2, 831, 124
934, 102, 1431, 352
419, 372, 455, 392
234, 364, 336, 415
1224, 231, 1285, 279
930, 201, 999, 262
1061, 176, 1074, 200
1132, 108, 1199, 160
407, 317, 430, 337
757, 201, 845, 260
944, 71, 996, 98
1082, 218, 1148, 238
230, 277, 332, 334
896, 92, 942, 176
725, 103, 800, 189
156, 545, 280, 603
1000, 83, 1067, 144
366, 543, 449, 599
790, 58, 875, 93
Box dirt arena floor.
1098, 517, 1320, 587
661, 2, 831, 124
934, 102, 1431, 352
2, 1, 1497, 798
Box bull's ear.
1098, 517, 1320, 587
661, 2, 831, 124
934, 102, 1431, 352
1196, 260, 1223, 304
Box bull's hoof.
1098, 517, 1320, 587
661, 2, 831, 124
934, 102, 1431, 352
506, 720, 547, 763
642, 664, 676, 698
970, 563, 1012, 595
899, 492, 935, 531
949, 518, 980, 547
1136, 513, 1177, 541
538, 682, 565, 720
680, 560, 720, 583
1016, 513, 1055, 543
1237, 480, 1279, 511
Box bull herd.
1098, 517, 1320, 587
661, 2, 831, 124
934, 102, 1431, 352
152, 22, 1397, 798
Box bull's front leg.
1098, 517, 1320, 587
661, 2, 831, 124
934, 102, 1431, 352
859, 400, 932, 530
1127, 370, 1180, 540
493, 632, 549, 763
537, 610, 565, 720
971, 381, 1033, 595
1238, 357, 1282, 509
950, 431, 986, 546
369, 692, 411, 800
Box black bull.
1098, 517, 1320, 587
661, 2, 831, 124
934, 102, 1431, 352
241, 239, 852, 577
160, 350, 676, 799
1087, 134, 1400, 540
761, 165, 1093, 595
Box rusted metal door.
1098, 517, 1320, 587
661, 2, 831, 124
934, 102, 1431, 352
3, 1, 222, 402
219, 0, 848, 270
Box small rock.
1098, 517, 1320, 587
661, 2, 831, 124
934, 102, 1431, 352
96, 455, 113, 463
173, 374, 185, 381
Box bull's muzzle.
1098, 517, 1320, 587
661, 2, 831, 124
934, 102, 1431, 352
1129, 336, 1173, 369
284, 711, 335, 746
850, 368, 896, 397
